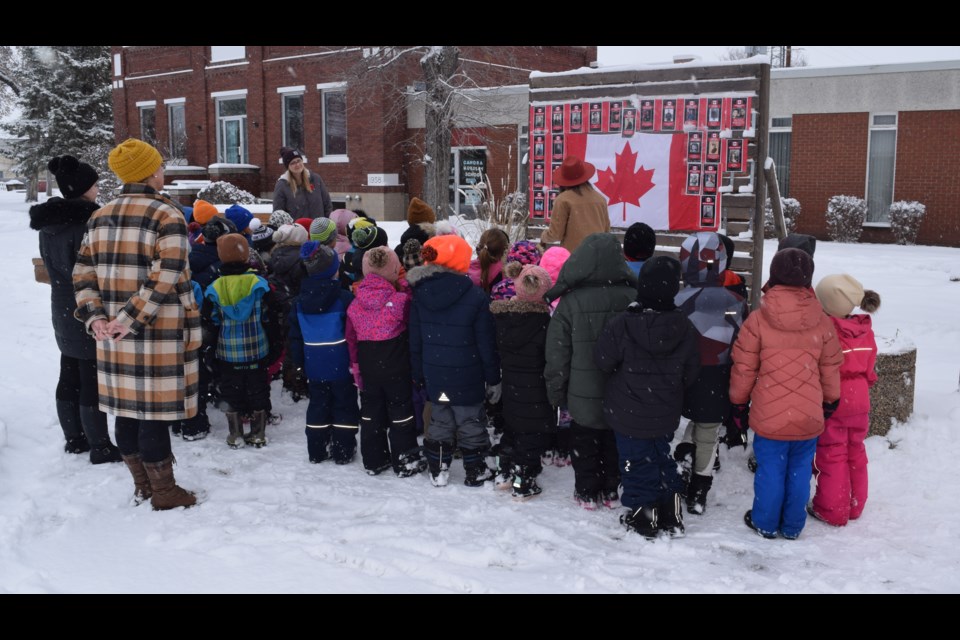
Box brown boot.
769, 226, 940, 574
224, 411, 245, 449
122, 454, 153, 505
142, 455, 197, 511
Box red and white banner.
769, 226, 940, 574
565, 132, 706, 230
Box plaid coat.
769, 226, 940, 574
73, 184, 201, 421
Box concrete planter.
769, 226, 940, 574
868, 335, 917, 437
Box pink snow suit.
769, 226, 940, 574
345, 274, 412, 380
811, 314, 878, 526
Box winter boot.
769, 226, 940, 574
395, 447, 427, 478
245, 409, 268, 448
686, 473, 713, 515
424, 439, 452, 487
462, 448, 494, 487
574, 488, 598, 511
225, 412, 246, 449
78, 405, 122, 464
142, 456, 197, 511
744, 510, 777, 539
283, 361, 310, 402
673, 441, 695, 489
56, 399, 89, 454
181, 410, 211, 442
495, 453, 514, 490
121, 454, 153, 505
658, 492, 686, 538
306, 426, 331, 463
511, 466, 542, 500
621, 505, 659, 539
601, 487, 621, 509
747, 453, 758, 473
713, 442, 722, 472
330, 427, 357, 464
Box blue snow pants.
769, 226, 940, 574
752, 434, 818, 538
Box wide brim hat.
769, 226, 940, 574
552, 155, 596, 187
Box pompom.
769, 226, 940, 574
861, 289, 881, 314
47, 157, 61, 173
60, 155, 80, 172
421, 245, 439, 262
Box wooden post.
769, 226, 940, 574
764, 159, 787, 239
751, 63, 772, 310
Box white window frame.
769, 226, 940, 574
165, 99, 187, 165
214, 94, 248, 164
138, 102, 157, 146
317, 82, 348, 162
210, 46, 245, 64
865, 112, 898, 226
769, 116, 793, 198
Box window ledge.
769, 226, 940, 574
862, 222, 891, 228
316, 156, 349, 164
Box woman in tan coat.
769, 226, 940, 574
73, 138, 200, 510
539, 155, 610, 253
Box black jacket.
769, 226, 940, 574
491, 299, 554, 434
594, 304, 700, 439
29, 197, 100, 360
189, 242, 221, 291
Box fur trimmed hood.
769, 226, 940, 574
29, 197, 99, 231
406, 262, 460, 287
489, 299, 550, 315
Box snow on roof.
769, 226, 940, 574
530, 54, 769, 79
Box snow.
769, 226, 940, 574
530, 54, 770, 78
3, 188, 960, 593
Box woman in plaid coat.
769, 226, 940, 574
73, 139, 200, 511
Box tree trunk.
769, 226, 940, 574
420, 46, 459, 220
25, 173, 38, 203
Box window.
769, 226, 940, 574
210, 47, 245, 63
216, 97, 247, 164
167, 102, 187, 164
866, 113, 897, 223
449, 146, 487, 216
139, 106, 156, 146
282, 93, 305, 153
769, 116, 792, 197
319, 85, 347, 157
517, 125, 529, 197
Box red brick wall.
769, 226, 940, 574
893, 110, 960, 246
791, 112, 869, 239
113, 46, 592, 201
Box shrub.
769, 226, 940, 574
888, 200, 926, 245
763, 197, 801, 238
196, 181, 257, 205
825, 195, 867, 243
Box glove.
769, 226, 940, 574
823, 398, 840, 420
350, 363, 363, 391
723, 403, 750, 449
485, 382, 502, 405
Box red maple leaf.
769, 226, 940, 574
594, 141, 656, 221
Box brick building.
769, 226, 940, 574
110, 46, 595, 219
769, 60, 960, 246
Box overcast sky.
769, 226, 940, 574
597, 46, 960, 68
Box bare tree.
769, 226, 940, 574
721, 46, 808, 67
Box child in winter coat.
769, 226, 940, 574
288, 242, 359, 464
730, 248, 843, 540
329, 208, 358, 260
204, 234, 282, 448
537, 245, 572, 466
544, 233, 638, 509
269, 223, 310, 401
345, 247, 425, 477
809, 274, 881, 526
408, 234, 501, 487
467, 227, 509, 294
490, 240, 542, 301
490, 265, 554, 499
595, 257, 700, 538
672, 232, 749, 515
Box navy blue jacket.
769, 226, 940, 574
407, 264, 500, 405
288, 274, 354, 381
594, 304, 700, 439
29, 197, 100, 360
189, 242, 221, 291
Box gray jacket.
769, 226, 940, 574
272, 170, 332, 219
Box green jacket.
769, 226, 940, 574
544, 233, 638, 429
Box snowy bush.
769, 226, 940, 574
888, 200, 926, 245
196, 181, 257, 205
825, 195, 867, 243
763, 197, 801, 238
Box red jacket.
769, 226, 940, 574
729, 286, 843, 441
831, 314, 878, 417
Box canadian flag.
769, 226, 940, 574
565, 133, 704, 231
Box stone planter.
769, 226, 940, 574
868, 334, 916, 437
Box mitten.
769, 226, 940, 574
823, 398, 840, 420
723, 403, 750, 449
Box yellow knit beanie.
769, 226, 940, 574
108, 138, 163, 184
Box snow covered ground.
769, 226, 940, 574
1, 188, 959, 593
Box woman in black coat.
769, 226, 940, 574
29, 155, 121, 463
